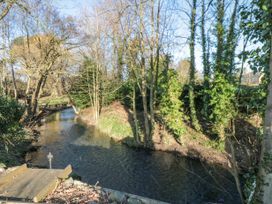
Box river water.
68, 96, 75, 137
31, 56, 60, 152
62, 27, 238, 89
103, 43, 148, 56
29, 108, 241, 204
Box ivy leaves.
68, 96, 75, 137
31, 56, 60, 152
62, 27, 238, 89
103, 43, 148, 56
208, 73, 237, 139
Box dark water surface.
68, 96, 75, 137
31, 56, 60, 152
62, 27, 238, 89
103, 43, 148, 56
30, 108, 241, 204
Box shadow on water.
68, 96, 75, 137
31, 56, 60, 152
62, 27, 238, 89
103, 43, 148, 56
29, 108, 241, 204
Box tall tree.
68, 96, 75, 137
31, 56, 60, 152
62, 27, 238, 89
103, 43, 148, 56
241, 0, 272, 202
254, 26, 272, 204
10, 1, 76, 123
201, 0, 211, 117
225, 0, 239, 77
215, 0, 225, 74
188, 0, 201, 131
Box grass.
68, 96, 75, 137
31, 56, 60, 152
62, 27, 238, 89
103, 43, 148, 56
203, 139, 225, 152
97, 114, 133, 140
39, 95, 70, 106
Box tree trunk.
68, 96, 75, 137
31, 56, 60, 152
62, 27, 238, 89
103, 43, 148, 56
154, 0, 161, 117
141, 57, 151, 146
149, 0, 155, 137
238, 36, 249, 93
25, 76, 31, 95
117, 41, 124, 82
139, 0, 151, 146
11, 64, 18, 100
254, 28, 272, 204
21, 74, 45, 123
142, 87, 151, 146
201, 0, 210, 118
133, 84, 140, 144
0, 72, 5, 96
201, 0, 210, 117
31, 75, 45, 116
225, 0, 239, 77
0, 1, 16, 21
215, 0, 225, 74
189, 0, 201, 131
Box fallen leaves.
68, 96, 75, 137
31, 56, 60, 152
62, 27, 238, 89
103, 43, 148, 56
46, 179, 109, 204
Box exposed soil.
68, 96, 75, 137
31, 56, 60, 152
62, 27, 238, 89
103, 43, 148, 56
151, 124, 230, 168
232, 115, 262, 172
77, 107, 97, 126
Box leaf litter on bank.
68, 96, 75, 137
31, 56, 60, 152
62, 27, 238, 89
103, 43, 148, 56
45, 179, 109, 204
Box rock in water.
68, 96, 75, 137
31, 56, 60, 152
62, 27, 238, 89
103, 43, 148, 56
108, 191, 126, 202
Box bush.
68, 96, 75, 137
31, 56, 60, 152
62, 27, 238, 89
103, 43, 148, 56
208, 73, 236, 139
159, 69, 186, 138
237, 85, 266, 115
0, 96, 25, 147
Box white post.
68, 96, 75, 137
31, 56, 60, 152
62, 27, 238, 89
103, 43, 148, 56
47, 152, 53, 169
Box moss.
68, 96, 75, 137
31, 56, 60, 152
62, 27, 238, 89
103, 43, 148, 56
97, 114, 133, 140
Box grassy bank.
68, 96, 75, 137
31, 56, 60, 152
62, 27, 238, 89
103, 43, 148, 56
39, 95, 70, 106
97, 115, 133, 140
80, 102, 133, 140
96, 103, 133, 140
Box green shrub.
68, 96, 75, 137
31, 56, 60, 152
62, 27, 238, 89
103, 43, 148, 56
237, 85, 266, 115
0, 96, 25, 147
0, 96, 31, 167
159, 69, 186, 138
68, 58, 101, 109
208, 73, 236, 139
0, 96, 24, 131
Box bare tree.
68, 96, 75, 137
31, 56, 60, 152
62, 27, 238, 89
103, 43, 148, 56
10, 1, 76, 123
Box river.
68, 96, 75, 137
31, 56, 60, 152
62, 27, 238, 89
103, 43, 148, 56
29, 108, 241, 204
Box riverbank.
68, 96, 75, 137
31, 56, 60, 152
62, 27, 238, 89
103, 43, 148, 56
25, 107, 242, 203
78, 102, 230, 168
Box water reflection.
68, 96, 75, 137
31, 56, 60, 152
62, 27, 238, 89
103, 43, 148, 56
73, 127, 112, 148
30, 108, 241, 204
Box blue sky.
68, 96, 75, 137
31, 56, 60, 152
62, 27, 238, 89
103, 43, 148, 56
54, 0, 87, 17
54, 0, 197, 69
53, 0, 246, 73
